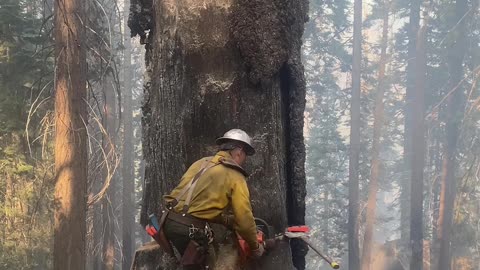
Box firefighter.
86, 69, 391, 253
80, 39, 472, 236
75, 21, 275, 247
162, 129, 265, 269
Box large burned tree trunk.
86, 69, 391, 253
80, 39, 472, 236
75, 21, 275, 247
130, 0, 308, 269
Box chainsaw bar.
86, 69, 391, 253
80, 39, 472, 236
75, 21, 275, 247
278, 226, 340, 269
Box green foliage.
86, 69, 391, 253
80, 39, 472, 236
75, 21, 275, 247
15, 164, 34, 175
0, 0, 52, 132
303, 0, 351, 266
0, 0, 54, 269
0, 132, 55, 269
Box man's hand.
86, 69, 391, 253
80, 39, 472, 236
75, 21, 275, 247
252, 243, 265, 259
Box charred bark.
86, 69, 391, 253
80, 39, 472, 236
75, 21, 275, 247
127, 0, 153, 43
132, 0, 308, 269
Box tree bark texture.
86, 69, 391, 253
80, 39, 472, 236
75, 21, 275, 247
53, 0, 87, 269
130, 242, 165, 270
436, 1, 468, 269
91, 128, 104, 270
349, 0, 362, 269
102, 72, 117, 270
410, 7, 427, 270
93, 197, 103, 270
129, 0, 308, 269
122, 0, 136, 268
401, 0, 421, 245
90, 132, 104, 270
360, 3, 388, 269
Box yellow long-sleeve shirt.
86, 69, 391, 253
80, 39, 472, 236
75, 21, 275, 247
164, 151, 259, 249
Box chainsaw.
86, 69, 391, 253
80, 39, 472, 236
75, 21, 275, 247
238, 218, 340, 269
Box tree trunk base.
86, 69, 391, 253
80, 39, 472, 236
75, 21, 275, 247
131, 241, 294, 270
131, 242, 178, 270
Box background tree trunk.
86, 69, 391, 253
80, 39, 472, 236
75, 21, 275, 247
401, 0, 421, 245
53, 0, 87, 269
93, 196, 103, 270
410, 5, 427, 269
430, 137, 442, 270
349, 0, 362, 269
131, 0, 308, 269
122, 0, 135, 268
436, 1, 468, 269
360, 3, 389, 269
101, 72, 117, 270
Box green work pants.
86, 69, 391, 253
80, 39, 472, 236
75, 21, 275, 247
163, 219, 212, 270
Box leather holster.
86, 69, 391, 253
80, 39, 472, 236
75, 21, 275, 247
181, 239, 207, 266
152, 210, 175, 256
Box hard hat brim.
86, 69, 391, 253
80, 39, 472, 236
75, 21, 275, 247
216, 137, 255, 156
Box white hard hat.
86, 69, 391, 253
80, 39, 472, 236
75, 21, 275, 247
216, 129, 255, 155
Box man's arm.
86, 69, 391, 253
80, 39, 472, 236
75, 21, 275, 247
231, 177, 259, 250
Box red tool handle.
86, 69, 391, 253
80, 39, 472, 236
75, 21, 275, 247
286, 225, 310, 233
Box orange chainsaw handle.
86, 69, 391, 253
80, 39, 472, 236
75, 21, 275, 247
238, 230, 267, 261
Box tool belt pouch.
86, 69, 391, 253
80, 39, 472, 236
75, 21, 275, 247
155, 229, 175, 256
181, 240, 206, 266
146, 211, 175, 256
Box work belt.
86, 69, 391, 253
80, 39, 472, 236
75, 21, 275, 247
151, 158, 219, 266
167, 210, 208, 228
